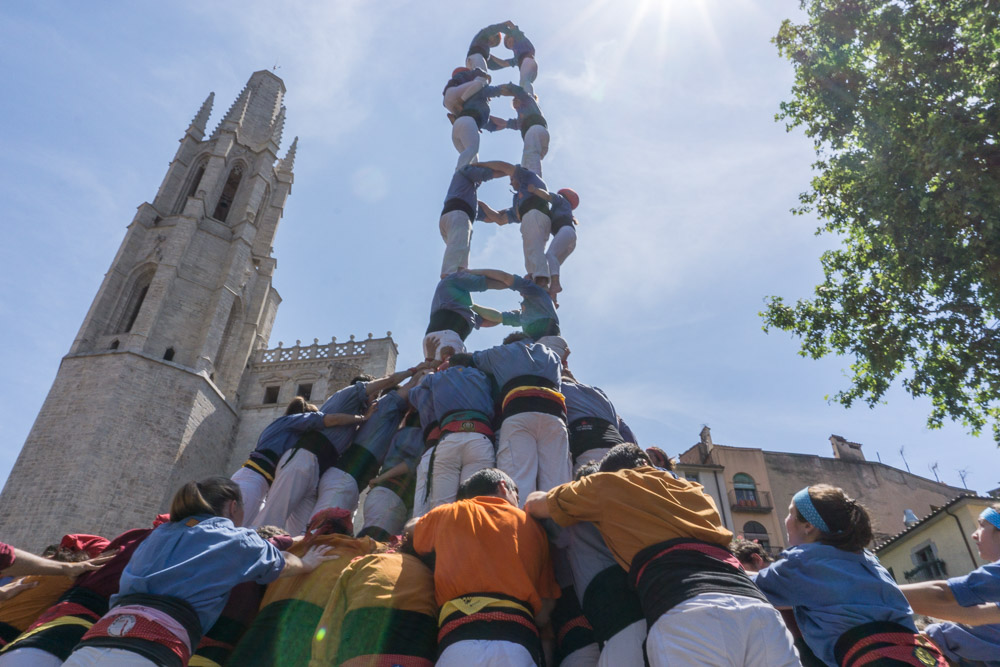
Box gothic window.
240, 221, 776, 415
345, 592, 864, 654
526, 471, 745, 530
174, 159, 207, 214
212, 164, 244, 222
297, 383, 313, 401
263, 386, 280, 404
114, 268, 155, 334
163, 347, 175, 361
733, 473, 759, 507
742, 521, 770, 550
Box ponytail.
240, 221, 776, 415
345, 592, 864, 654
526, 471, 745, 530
170, 476, 242, 522
807, 484, 874, 552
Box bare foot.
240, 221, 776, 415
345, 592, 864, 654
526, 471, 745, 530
549, 275, 563, 294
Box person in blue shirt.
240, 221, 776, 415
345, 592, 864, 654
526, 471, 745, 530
407, 364, 496, 513
442, 66, 491, 116
492, 83, 548, 176
231, 396, 357, 527
467, 268, 559, 341
358, 412, 425, 541
438, 161, 507, 279
477, 161, 553, 290
901, 504, 1000, 665
502, 24, 537, 95
447, 332, 570, 503
449, 79, 505, 169
754, 484, 946, 667
62, 477, 335, 667
465, 21, 515, 73
423, 268, 511, 362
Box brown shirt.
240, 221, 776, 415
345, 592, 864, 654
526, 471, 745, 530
546, 466, 732, 570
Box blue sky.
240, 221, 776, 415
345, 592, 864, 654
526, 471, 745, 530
1, 1, 997, 498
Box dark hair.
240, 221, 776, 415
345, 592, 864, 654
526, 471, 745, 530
502, 332, 530, 345
796, 484, 874, 552
645, 446, 675, 471
402, 409, 421, 428
170, 477, 242, 522
457, 468, 518, 501
575, 462, 600, 480
285, 396, 316, 415
254, 525, 289, 540
351, 374, 375, 385
598, 443, 651, 473
730, 538, 773, 568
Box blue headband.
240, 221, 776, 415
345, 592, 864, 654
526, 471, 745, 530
793, 487, 833, 534
980, 508, 1000, 531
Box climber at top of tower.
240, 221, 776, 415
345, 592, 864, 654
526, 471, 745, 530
493, 83, 549, 176
465, 21, 516, 73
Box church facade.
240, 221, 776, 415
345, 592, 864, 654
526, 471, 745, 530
0, 71, 395, 551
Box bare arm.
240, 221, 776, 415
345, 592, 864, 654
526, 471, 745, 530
278, 545, 339, 579
900, 581, 1000, 625
471, 304, 503, 326
365, 365, 434, 399
535, 597, 556, 627
467, 268, 515, 287
526, 184, 553, 202
2, 549, 115, 578
0, 579, 38, 601
368, 461, 410, 489
322, 412, 368, 428
524, 491, 552, 520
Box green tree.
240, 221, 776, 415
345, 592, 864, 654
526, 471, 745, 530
763, 0, 1000, 438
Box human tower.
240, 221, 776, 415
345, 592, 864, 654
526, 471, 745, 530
0, 20, 990, 667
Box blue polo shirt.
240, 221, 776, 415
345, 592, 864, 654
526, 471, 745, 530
459, 84, 504, 129
549, 192, 576, 233
381, 426, 425, 473
428, 270, 488, 332
501, 275, 560, 340
113, 516, 284, 632
442, 67, 487, 95
468, 23, 508, 58
562, 380, 618, 425
507, 27, 535, 65
442, 164, 500, 217
351, 390, 407, 461
470, 341, 562, 390
318, 381, 367, 453
252, 412, 328, 460
511, 165, 548, 219
422, 366, 494, 422
753, 543, 915, 666
407, 380, 437, 433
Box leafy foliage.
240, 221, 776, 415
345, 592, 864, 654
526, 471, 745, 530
763, 0, 1000, 438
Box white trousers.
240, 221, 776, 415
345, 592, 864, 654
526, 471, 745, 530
646, 592, 801, 667
231, 466, 269, 526
546, 226, 577, 279
496, 412, 571, 503
452, 116, 480, 169
438, 639, 535, 667
519, 56, 538, 95
598, 619, 646, 667
425, 432, 495, 510
439, 210, 473, 278
520, 209, 552, 280
0, 647, 63, 667
521, 124, 549, 176
466, 53, 488, 72
63, 646, 158, 666
412, 447, 434, 518
563, 642, 601, 667
573, 446, 609, 472
361, 486, 408, 537
251, 448, 318, 536
314, 466, 361, 518
443, 78, 487, 115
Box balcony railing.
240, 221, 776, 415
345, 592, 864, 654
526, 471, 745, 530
728, 489, 773, 513
904, 559, 947, 582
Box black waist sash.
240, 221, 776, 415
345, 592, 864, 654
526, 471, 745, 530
582, 565, 645, 643
441, 197, 476, 219
426, 309, 473, 340
567, 417, 624, 460
834, 620, 947, 667
287, 430, 339, 475
7, 587, 111, 659
519, 113, 547, 139
467, 44, 489, 59
517, 195, 550, 220
500, 375, 566, 422
437, 593, 541, 665
78, 593, 201, 667
458, 107, 486, 130
627, 538, 765, 625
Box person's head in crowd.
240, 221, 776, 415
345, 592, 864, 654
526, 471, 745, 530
645, 446, 675, 471
307, 508, 354, 537
351, 374, 375, 386
536, 335, 568, 364
285, 396, 318, 415
254, 525, 289, 541
170, 477, 244, 525
598, 443, 651, 473
973, 503, 1000, 562
502, 331, 530, 345
731, 538, 773, 573
457, 468, 519, 506
786, 484, 873, 552
574, 462, 599, 481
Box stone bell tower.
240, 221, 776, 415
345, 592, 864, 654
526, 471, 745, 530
0, 71, 296, 550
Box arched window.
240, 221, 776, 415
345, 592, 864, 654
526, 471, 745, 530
175, 160, 207, 213
113, 267, 155, 334
163, 347, 175, 362
733, 473, 759, 507
109, 339, 119, 350
213, 164, 244, 222
742, 521, 770, 550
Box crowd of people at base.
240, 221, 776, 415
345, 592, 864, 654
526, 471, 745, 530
1, 20, 1000, 667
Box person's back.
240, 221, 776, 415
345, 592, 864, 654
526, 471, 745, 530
412, 469, 559, 666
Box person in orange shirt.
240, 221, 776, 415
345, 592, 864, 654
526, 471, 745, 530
524, 443, 800, 667
412, 468, 559, 667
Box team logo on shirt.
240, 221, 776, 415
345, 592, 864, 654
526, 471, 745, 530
460, 421, 475, 431
913, 646, 936, 666
107, 614, 137, 637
